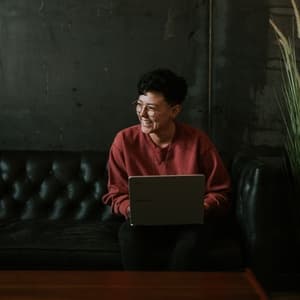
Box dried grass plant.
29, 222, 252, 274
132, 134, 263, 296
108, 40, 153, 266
270, 0, 300, 188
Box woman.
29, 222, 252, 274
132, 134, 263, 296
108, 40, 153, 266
102, 68, 231, 270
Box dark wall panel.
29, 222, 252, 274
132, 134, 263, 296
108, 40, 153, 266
212, 0, 285, 160
0, 0, 209, 151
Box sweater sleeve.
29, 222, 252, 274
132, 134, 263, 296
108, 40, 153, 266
102, 140, 130, 217
201, 146, 231, 217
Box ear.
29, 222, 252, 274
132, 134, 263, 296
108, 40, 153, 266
171, 104, 182, 119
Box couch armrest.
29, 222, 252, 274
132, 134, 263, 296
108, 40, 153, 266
231, 152, 286, 286
232, 153, 266, 255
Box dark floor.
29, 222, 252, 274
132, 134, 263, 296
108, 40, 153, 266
268, 274, 300, 300
271, 292, 300, 300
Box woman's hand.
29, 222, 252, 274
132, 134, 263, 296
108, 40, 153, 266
126, 206, 131, 219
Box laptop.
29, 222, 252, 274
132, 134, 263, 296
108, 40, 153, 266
128, 174, 205, 226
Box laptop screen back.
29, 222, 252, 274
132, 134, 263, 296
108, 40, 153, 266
128, 174, 205, 226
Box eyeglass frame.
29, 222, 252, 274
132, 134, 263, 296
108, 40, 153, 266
132, 99, 175, 117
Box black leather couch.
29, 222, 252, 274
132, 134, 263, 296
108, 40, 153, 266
0, 150, 291, 287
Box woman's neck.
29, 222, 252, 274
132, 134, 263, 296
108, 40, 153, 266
149, 122, 176, 148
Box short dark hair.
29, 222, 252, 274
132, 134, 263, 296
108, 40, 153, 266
137, 69, 188, 105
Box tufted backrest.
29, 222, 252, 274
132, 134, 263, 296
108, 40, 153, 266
0, 151, 110, 221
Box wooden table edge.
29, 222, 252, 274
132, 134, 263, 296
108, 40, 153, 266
245, 268, 269, 300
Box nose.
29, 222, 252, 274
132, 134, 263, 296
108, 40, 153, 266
140, 105, 148, 117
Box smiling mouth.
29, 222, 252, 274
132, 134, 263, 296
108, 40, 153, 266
141, 119, 152, 126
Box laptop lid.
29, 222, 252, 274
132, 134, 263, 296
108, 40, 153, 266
128, 174, 205, 226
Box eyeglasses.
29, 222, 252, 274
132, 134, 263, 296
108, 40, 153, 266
132, 100, 159, 117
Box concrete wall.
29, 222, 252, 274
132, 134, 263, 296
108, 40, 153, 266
0, 0, 297, 160
0, 0, 209, 151
212, 0, 296, 160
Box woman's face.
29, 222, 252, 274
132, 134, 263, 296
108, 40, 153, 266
135, 91, 181, 135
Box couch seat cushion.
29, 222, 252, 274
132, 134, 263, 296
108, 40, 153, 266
0, 219, 122, 269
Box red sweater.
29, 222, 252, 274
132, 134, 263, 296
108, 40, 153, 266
102, 122, 231, 218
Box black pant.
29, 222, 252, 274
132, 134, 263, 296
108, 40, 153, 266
118, 221, 216, 271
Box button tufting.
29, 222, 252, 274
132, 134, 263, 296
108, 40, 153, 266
0, 151, 108, 220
